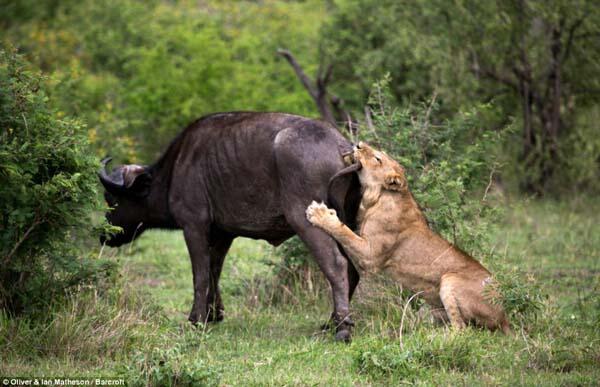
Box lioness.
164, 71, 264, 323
306, 142, 510, 333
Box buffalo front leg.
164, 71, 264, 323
207, 235, 234, 322
184, 227, 211, 325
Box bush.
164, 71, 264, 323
271, 237, 319, 288
363, 75, 507, 251
360, 76, 543, 323
0, 278, 162, 362
488, 266, 544, 324
242, 236, 328, 308
123, 345, 221, 387
271, 75, 507, 288
354, 332, 481, 379
0, 47, 110, 315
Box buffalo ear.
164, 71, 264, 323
384, 173, 405, 191
123, 165, 152, 197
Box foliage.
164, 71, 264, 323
271, 236, 317, 285
1, 0, 326, 161
322, 0, 600, 194
489, 265, 545, 324
0, 47, 110, 315
123, 345, 221, 387
557, 105, 600, 193
354, 332, 481, 379
0, 277, 162, 362
363, 76, 507, 251
361, 77, 547, 322
321, 0, 434, 109
4, 0, 597, 193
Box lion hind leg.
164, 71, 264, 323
439, 274, 466, 330
441, 273, 512, 334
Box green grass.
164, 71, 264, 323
2, 198, 599, 385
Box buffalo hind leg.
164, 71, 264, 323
207, 234, 234, 322
322, 257, 359, 331
286, 209, 354, 342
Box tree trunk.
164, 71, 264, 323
517, 21, 565, 195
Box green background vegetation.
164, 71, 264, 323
1, 0, 599, 385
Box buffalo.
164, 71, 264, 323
99, 112, 361, 341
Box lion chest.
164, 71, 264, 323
356, 201, 400, 268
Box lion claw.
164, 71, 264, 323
306, 201, 340, 231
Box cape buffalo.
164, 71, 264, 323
99, 112, 361, 341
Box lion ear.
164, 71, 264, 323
384, 173, 405, 191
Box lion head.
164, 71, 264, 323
353, 142, 407, 192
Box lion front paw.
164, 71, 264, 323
306, 201, 341, 231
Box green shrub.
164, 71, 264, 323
363, 75, 508, 252
123, 345, 221, 387
271, 237, 317, 286
0, 278, 162, 362
360, 77, 544, 323
354, 332, 480, 379
0, 47, 110, 315
272, 75, 507, 289
354, 342, 420, 379
488, 266, 544, 324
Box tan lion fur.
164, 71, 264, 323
306, 142, 510, 333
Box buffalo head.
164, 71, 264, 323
99, 157, 152, 247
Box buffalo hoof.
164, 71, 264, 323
188, 314, 199, 325
207, 314, 224, 323
207, 307, 224, 323
321, 314, 355, 331
335, 329, 352, 343
334, 315, 354, 343
188, 309, 206, 325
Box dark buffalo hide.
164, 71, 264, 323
99, 112, 361, 341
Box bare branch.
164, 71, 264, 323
471, 63, 519, 91
322, 64, 334, 86
364, 106, 375, 132
331, 94, 358, 133
562, 16, 586, 63
4, 217, 42, 264
278, 48, 358, 132
278, 48, 337, 125
277, 49, 318, 99
573, 32, 600, 40
423, 91, 438, 133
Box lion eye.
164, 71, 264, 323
374, 156, 382, 164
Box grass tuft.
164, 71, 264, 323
354, 330, 482, 380
121, 344, 221, 387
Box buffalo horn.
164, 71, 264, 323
98, 157, 126, 193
